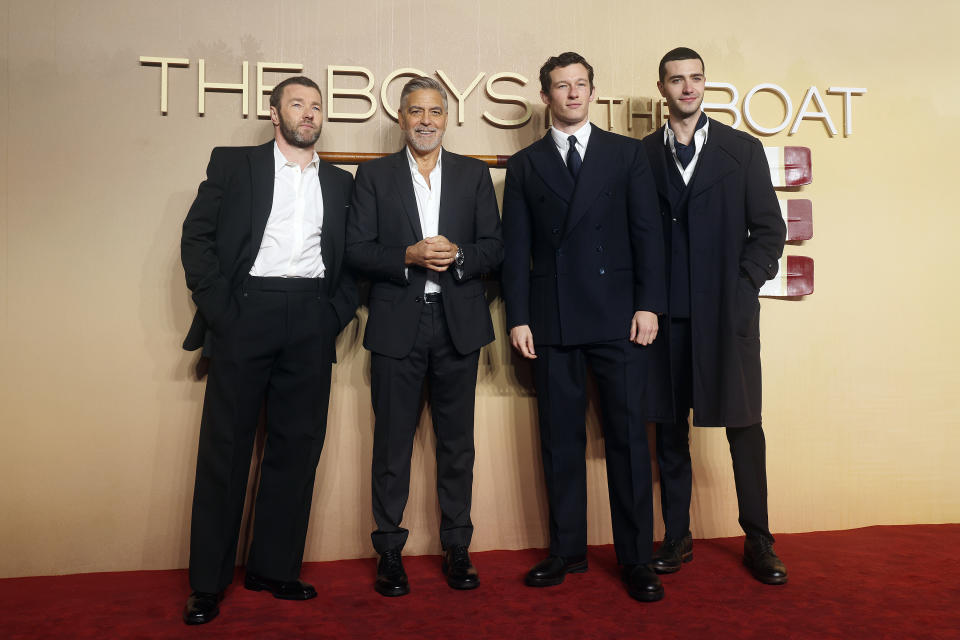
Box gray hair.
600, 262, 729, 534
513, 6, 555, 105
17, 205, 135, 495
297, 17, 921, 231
399, 76, 448, 112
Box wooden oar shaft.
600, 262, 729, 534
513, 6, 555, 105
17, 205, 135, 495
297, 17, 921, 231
318, 151, 511, 168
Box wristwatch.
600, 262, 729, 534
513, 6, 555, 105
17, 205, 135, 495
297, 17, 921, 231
455, 246, 464, 268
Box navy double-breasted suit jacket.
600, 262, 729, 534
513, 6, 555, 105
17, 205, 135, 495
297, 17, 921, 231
501, 125, 667, 347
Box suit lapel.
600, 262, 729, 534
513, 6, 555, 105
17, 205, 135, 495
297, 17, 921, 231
689, 119, 738, 199
529, 133, 575, 204
249, 141, 275, 262
437, 150, 456, 238
647, 126, 670, 201
564, 124, 615, 236
317, 160, 341, 282
390, 150, 424, 241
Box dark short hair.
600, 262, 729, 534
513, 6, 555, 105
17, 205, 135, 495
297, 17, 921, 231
399, 76, 448, 112
269, 76, 322, 110
539, 52, 594, 94
658, 47, 704, 82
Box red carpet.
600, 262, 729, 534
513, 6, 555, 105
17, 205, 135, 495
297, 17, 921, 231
2, 524, 958, 639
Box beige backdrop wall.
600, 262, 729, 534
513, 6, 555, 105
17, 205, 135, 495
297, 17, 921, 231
1, 0, 958, 578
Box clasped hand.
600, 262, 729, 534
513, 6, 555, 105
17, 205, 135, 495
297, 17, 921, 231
406, 235, 458, 272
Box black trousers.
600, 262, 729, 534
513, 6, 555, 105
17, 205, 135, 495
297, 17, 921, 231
655, 318, 772, 542
533, 338, 654, 565
369, 302, 479, 554
189, 277, 335, 593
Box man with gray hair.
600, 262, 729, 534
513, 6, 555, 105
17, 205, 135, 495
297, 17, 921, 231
346, 76, 503, 596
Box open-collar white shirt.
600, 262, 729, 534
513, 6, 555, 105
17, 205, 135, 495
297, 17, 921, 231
664, 113, 710, 186
250, 142, 325, 278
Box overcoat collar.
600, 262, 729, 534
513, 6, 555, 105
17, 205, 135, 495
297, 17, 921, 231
687, 119, 738, 198
648, 118, 740, 201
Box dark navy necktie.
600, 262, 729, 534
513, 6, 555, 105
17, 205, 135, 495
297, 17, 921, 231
567, 135, 582, 179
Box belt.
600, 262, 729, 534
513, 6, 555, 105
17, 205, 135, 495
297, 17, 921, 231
245, 276, 326, 293
417, 292, 442, 304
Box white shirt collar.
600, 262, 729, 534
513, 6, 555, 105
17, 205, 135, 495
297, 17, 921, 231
273, 141, 319, 174
663, 112, 710, 150
551, 121, 592, 154
405, 145, 443, 174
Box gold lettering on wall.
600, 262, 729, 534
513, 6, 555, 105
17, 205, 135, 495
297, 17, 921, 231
436, 70, 485, 126
138, 56, 865, 137
326, 66, 377, 121
380, 68, 428, 121
139, 56, 189, 114
482, 72, 532, 127
826, 87, 867, 136
198, 59, 249, 116
256, 62, 305, 117
596, 96, 624, 131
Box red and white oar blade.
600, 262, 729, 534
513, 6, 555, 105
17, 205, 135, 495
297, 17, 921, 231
765, 146, 812, 187
779, 198, 813, 241
759, 255, 814, 297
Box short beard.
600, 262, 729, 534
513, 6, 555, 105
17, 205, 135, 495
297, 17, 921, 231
405, 129, 442, 153
277, 111, 321, 148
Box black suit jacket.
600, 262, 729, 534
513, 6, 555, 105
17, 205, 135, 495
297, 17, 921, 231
181, 140, 358, 353
501, 125, 667, 346
345, 148, 503, 359
642, 119, 785, 426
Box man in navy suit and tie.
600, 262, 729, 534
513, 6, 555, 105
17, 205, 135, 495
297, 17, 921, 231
501, 52, 668, 602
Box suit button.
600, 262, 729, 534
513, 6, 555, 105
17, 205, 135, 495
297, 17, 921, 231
557, 249, 564, 256
599, 267, 605, 275
672, 217, 678, 223
552, 227, 560, 235
596, 245, 603, 253
595, 224, 602, 230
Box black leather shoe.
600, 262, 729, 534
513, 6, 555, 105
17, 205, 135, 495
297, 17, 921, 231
375, 549, 410, 597
622, 564, 665, 602
525, 555, 588, 587
183, 591, 221, 625
442, 545, 479, 590
651, 532, 693, 574
244, 572, 317, 600
743, 536, 788, 585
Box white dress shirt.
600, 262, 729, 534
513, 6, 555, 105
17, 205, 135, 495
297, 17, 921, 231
663, 113, 710, 185
250, 142, 326, 278
406, 146, 443, 294
550, 120, 592, 167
